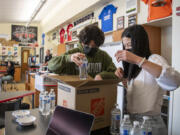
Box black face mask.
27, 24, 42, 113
126, 49, 132, 52
83, 45, 98, 57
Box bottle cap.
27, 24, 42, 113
143, 116, 150, 120
133, 121, 139, 126
124, 114, 129, 119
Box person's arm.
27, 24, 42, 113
48, 48, 85, 74
115, 50, 180, 90
115, 50, 163, 78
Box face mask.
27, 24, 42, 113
126, 49, 132, 52
83, 45, 98, 56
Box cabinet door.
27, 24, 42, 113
14, 67, 21, 82
143, 25, 161, 54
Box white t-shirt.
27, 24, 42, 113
127, 54, 169, 115
156, 66, 180, 91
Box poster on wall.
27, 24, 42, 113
11, 25, 38, 43
7, 47, 13, 56
126, 0, 138, 16
99, 4, 117, 32
117, 16, 124, 30
14, 44, 18, 56
128, 14, 137, 26
2, 46, 7, 55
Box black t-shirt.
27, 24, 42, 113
45, 54, 52, 63
7, 67, 15, 77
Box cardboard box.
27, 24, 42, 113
49, 75, 120, 130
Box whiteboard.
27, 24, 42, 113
100, 42, 124, 117
100, 42, 123, 68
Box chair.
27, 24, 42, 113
2, 79, 18, 92
0, 98, 22, 128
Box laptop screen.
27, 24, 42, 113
46, 106, 94, 135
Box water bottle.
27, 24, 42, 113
110, 104, 121, 135
141, 116, 152, 135
39, 91, 45, 112
130, 121, 141, 135
120, 114, 132, 135
42, 91, 50, 115
79, 57, 88, 80
49, 89, 56, 113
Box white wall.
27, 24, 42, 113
171, 0, 180, 135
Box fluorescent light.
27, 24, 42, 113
26, 0, 47, 27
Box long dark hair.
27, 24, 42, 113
122, 25, 151, 81
7, 61, 15, 71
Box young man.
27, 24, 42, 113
48, 24, 117, 80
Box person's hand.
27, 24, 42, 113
94, 75, 103, 80
70, 53, 86, 66
115, 67, 124, 79
115, 50, 142, 65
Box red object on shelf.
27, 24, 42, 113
67, 24, 73, 41
142, 0, 172, 22
60, 28, 65, 44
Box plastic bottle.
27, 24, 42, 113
49, 89, 56, 113
130, 121, 141, 135
79, 57, 88, 80
120, 114, 132, 135
141, 116, 152, 135
39, 91, 45, 112
110, 104, 121, 135
42, 91, 50, 115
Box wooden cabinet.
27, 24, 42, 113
143, 25, 161, 54
112, 25, 161, 54
57, 44, 66, 55
0, 66, 21, 82
29, 74, 35, 90
14, 67, 21, 82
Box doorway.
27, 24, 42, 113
21, 49, 30, 74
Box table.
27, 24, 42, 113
5, 109, 110, 135
0, 91, 35, 108
5, 109, 52, 135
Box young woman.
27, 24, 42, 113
0, 61, 15, 91
115, 25, 168, 135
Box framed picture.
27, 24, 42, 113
117, 16, 124, 30
11, 25, 38, 43
128, 14, 137, 26
126, 0, 138, 16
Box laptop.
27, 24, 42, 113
46, 106, 95, 135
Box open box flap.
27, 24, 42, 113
47, 75, 93, 87
75, 79, 121, 88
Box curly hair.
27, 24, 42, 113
78, 24, 105, 47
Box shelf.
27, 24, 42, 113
65, 39, 79, 45
144, 16, 172, 27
